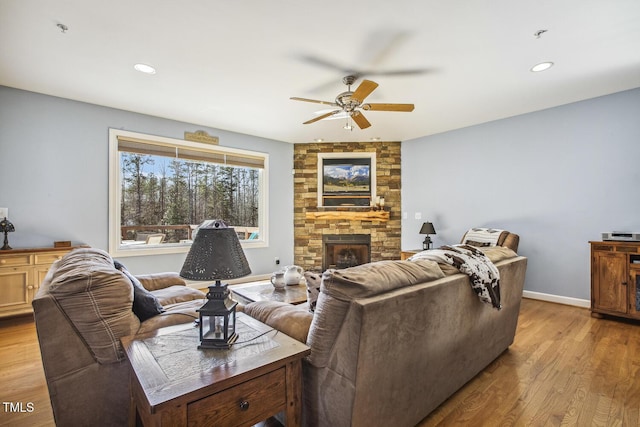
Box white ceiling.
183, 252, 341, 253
2, 0, 639, 144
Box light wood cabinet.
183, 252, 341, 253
590, 241, 640, 320
0, 246, 80, 318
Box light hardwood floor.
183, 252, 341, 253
0, 298, 638, 427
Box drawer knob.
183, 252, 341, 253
0, 260, 5, 264
239, 400, 250, 411
27, 285, 34, 290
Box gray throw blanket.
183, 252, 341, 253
408, 244, 501, 309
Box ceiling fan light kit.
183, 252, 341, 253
291, 75, 414, 130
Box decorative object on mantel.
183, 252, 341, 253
420, 222, 436, 250
54, 240, 72, 248
371, 196, 385, 211
180, 220, 251, 349
0, 217, 15, 250
184, 130, 219, 145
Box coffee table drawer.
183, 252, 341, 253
188, 367, 286, 427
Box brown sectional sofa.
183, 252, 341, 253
244, 237, 527, 427
32, 247, 206, 427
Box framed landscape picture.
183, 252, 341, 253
317, 152, 376, 208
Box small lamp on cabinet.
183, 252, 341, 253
180, 220, 251, 349
0, 217, 15, 250
419, 222, 436, 250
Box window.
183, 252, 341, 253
109, 129, 268, 257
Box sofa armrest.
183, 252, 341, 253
136, 272, 186, 291
241, 301, 313, 344
500, 232, 519, 253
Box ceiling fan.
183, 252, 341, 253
290, 75, 414, 129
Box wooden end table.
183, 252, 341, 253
121, 313, 310, 427
400, 249, 422, 260
231, 280, 308, 305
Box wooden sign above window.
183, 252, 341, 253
184, 130, 219, 145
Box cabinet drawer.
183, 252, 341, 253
187, 368, 286, 427
0, 254, 32, 268
34, 252, 66, 265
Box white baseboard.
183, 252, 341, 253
522, 290, 590, 308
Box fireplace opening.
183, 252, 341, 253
323, 234, 371, 271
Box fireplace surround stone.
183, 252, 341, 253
293, 141, 401, 271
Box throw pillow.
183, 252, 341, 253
304, 271, 321, 313
465, 240, 491, 247
114, 260, 165, 321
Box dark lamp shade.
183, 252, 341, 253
180, 220, 251, 281
0, 218, 15, 233
419, 222, 436, 235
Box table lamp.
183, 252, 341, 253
180, 220, 251, 349
0, 217, 15, 250
419, 222, 436, 250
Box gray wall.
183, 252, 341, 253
402, 88, 640, 301
0, 86, 294, 276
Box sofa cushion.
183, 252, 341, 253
48, 248, 140, 364
137, 298, 204, 335
114, 260, 164, 321
321, 259, 444, 301
242, 301, 313, 343
152, 285, 206, 306
136, 272, 187, 291
479, 246, 518, 263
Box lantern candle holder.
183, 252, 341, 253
197, 282, 238, 349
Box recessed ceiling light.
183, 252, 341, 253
134, 63, 156, 75
314, 138, 324, 142
370, 137, 381, 141
530, 62, 554, 72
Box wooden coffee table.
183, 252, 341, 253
231, 280, 308, 305
121, 313, 310, 427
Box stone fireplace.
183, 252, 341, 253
293, 141, 402, 271
322, 234, 371, 271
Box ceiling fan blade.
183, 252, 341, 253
290, 97, 338, 107
294, 54, 356, 74
303, 110, 342, 124
362, 103, 414, 112
351, 111, 371, 129
351, 80, 379, 103
362, 68, 432, 77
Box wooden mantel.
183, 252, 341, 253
305, 210, 389, 222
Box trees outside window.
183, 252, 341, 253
109, 129, 268, 257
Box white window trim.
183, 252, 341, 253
108, 129, 269, 258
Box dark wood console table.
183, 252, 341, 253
590, 241, 640, 320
